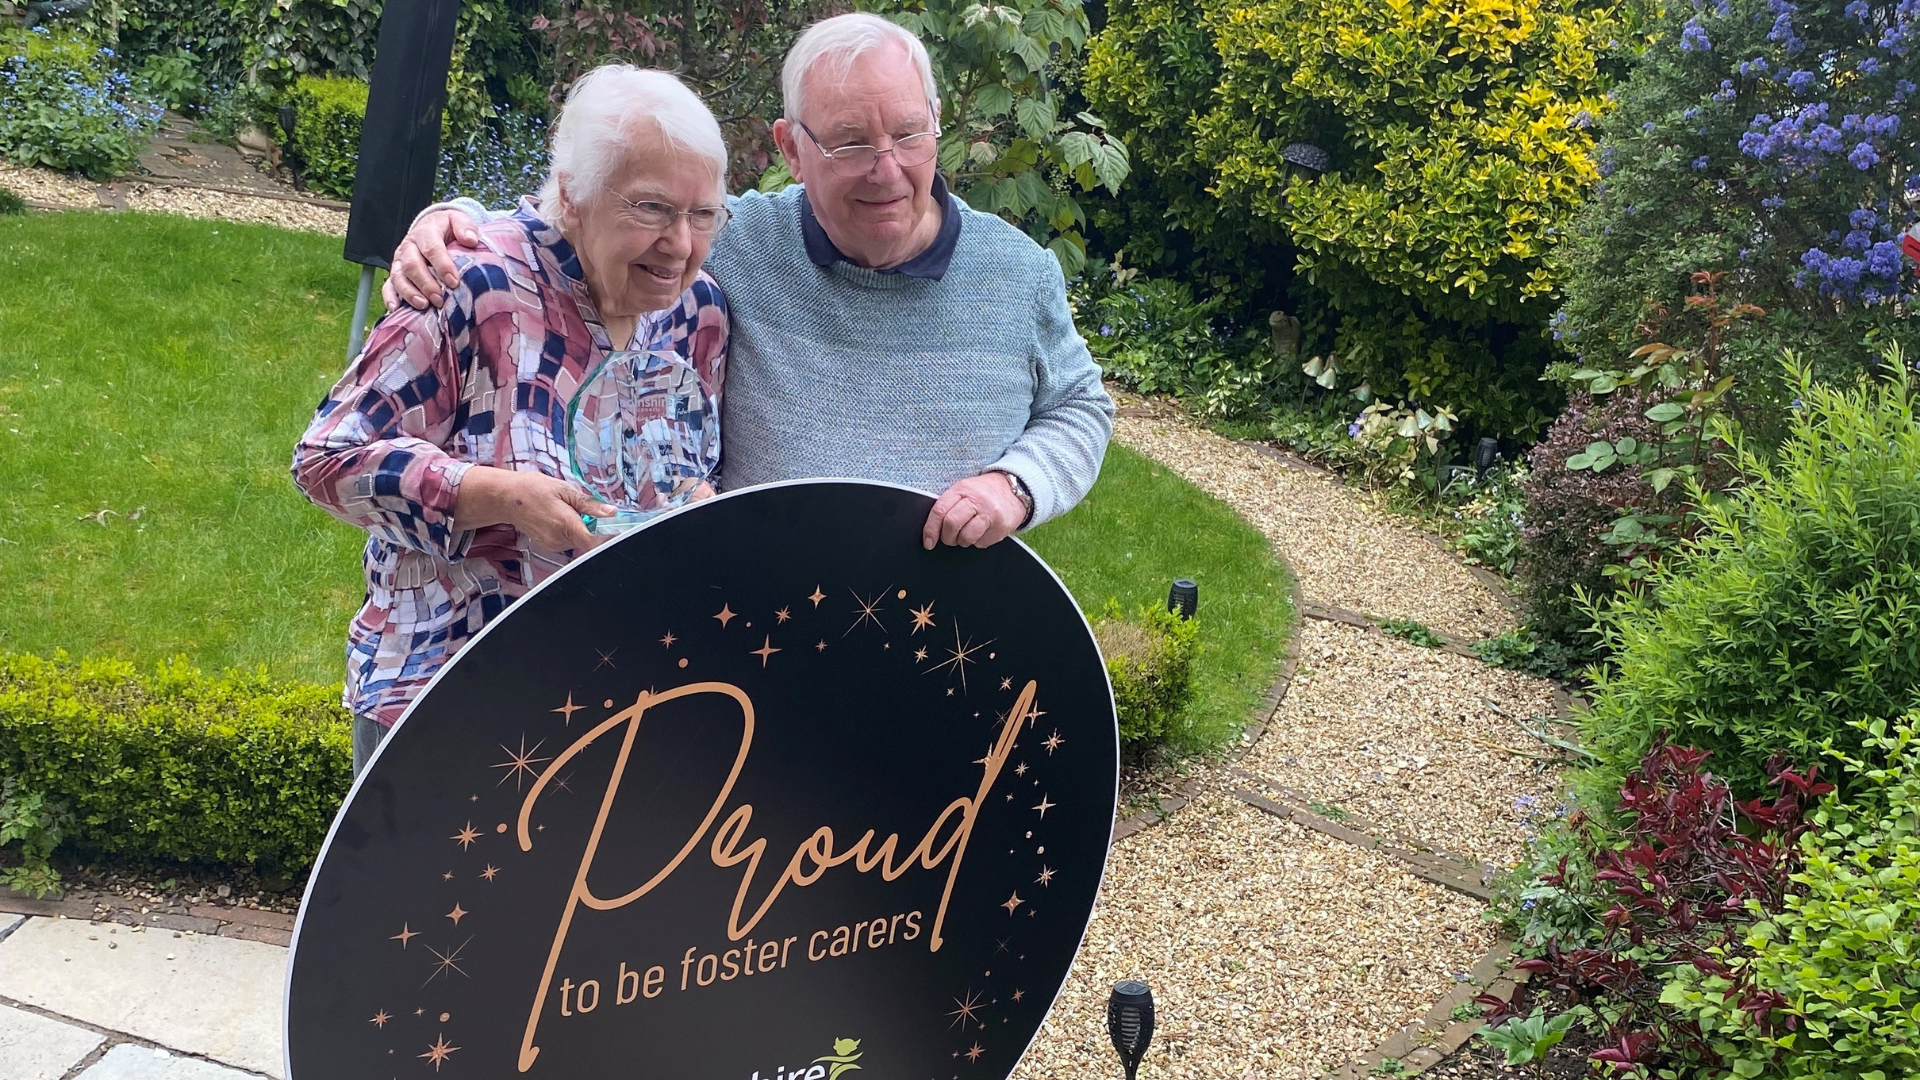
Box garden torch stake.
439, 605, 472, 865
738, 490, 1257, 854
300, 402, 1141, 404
1107, 980, 1155, 1080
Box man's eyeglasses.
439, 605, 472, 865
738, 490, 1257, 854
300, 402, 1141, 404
612, 192, 731, 235
797, 120, 940, 177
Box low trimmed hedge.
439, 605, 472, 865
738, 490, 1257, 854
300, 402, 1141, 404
0, 653, 350, 871
1095, 602, 1200, 747
285, 73, 367, 200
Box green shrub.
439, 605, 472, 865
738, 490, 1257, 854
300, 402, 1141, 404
1094, 601, 1200, 747
1082, 0, 1622, 439
285, 73, 367, 200
1580, 358, 1920, 801
0, 652, 351, 871
1661, 716, 1920, 1079
0, 187, 24, 215
1379, 618, 1444, 648
0, 777, 72, 898
0, 28, 164, 179
1472, 628, 1578, 682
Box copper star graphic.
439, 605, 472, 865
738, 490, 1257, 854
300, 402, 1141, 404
594, 648, 617, 670
390, 923, 418, 948
775, 606, 792, 624
948, 988, 985, 1030
914, 646, 929, 661
1042, 730, 1064, 754
999, 676, 1013, 691
909, 602, 937, 633
370, 1009, 391, 1028
815, 639, 827, 652
1014, 762, 1028, 777
845, 587, 889, 635
807, 586, 826, 607
446, 903, 468, 926
751, 635, 782, 667
480, 864, 499, 881
714, 604, 737, 627
1001, 891, 1024, 915
441, 871, 453, 881
424, 938, 472, 985
1036, 865, 1056, 886
419, 1034, 460, 1072
1011, 989, 1025, 1003
551, 693, 584, 724
1032, 794, 1056, 819
927, 620, 993, 693
491, 736, 552, 791
660, 630, 678, 647
965, 1043, 985, 1063
450, 821, 481, 850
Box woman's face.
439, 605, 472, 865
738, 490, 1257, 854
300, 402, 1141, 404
559, 130, 722, 320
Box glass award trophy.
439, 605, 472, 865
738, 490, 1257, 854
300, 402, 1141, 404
565, 345, 713, 535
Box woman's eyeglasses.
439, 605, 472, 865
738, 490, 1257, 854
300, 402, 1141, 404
612, 193, 732, 235
797, 120, 941, 177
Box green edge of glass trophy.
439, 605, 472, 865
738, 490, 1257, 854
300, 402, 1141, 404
565, 339, 716, 536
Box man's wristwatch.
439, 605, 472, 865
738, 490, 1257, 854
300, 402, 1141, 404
998, 470, 1035, 529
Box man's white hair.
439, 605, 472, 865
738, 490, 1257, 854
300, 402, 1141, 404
539, 65, 727, 211
782, 13, 940, 124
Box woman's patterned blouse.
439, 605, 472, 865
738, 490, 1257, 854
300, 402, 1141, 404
292, 207, 728, 726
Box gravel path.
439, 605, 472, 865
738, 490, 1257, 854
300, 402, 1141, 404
1010, 394, 1562, 1078
2, 162, 347, 235
1111, 396, 1512, 641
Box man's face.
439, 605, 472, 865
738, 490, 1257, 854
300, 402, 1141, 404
774, 44, 942, 270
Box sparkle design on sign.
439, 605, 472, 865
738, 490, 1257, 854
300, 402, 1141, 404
845, 587, 889, 635
1035, 865, 1055, 887
775, 606, 792, 624
1001, 891, 1024, 915
909, 603, 937, 633
450, 822, 481, 850
445, 903, 468, 926
491, 736, 551, 791
594, 648, 617, 670
807, 586, 826, 606
1011, 989, 1025, 1003
369, 1010, 391, 1028
1014, 762, 1028, 777
948, 989, 985, 1030
815, 639, 827, 652
914, 646, 929, 662
751, 636, 782, 668
551, 693, 584, 724
419, 1034, 460, 1072
659, 631, 677, 648
424, 938, 472, 985
390, 923, 418, 948
480, 864, 499, 881
1032, 795, 1055, 820
965, 1042, 985, 1063
1042, 730, 1064, 754
999, 677, 1013, 691
927, 620, 993, 693
713, 604, 736, 627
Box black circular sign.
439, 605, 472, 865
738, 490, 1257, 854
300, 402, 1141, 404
286, 480, 1119, 1080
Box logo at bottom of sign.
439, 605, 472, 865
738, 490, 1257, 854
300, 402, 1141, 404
751, 1037, 865, 1080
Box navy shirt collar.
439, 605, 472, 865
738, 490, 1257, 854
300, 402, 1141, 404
799, 174, 963, 280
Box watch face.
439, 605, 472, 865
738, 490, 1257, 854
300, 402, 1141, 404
287, 480, 1119, 1080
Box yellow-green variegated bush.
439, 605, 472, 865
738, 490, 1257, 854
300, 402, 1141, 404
1084, 0, 1623, 438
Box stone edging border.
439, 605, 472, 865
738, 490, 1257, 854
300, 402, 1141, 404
23, 177, 351, 216
1330, 942, 1531, 1080
0, 890, 294, 947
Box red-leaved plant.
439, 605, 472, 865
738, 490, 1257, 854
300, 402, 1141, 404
1482, 744, 1831, 1071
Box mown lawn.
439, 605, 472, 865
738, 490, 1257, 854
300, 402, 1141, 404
0, 210, 1292, 751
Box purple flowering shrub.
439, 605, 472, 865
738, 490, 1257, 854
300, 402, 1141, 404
0, 28, 162, 180
1555, 0, 1920, 391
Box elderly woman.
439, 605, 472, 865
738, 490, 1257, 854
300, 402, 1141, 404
293, 66, 731, 775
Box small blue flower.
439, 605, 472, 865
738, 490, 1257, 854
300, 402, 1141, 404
1692, 154, 1710, 169
1680, 17, 1712, 50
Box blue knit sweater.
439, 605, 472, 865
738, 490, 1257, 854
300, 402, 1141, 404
443, 186, 1113, 526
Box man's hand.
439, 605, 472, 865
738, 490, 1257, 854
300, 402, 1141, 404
922, 472, 1027, 550
381, 209, 481, 312
453, 466, 615, 553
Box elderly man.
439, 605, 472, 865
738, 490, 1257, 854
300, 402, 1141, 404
387, 12, 1112, 549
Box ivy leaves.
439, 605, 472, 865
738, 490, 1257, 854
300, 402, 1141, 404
884, 0, 1130, 274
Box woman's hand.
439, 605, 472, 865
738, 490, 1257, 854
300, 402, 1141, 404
454, 467, 616, 553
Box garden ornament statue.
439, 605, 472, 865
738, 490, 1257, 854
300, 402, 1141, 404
1107, 980, 1155, 1080
22, 0, 90, 29
1269, 310, 1301, 360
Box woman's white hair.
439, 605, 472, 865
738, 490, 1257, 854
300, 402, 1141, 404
782, 13, 940, 124
539, 65, 728, 211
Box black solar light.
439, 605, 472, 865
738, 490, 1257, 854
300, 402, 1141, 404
1167, 579, 1198, 620
1108, 980, 1155, 1080
1280, 142, 1331, 175
279, 105, 299, 144
1474, 436, 1500, 477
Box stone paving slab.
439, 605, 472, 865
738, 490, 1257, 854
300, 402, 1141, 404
0, 1002, 105, 1080
0, 918, 285, 1078
80, 1043, 261, 1080
0, 912, 22, 940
